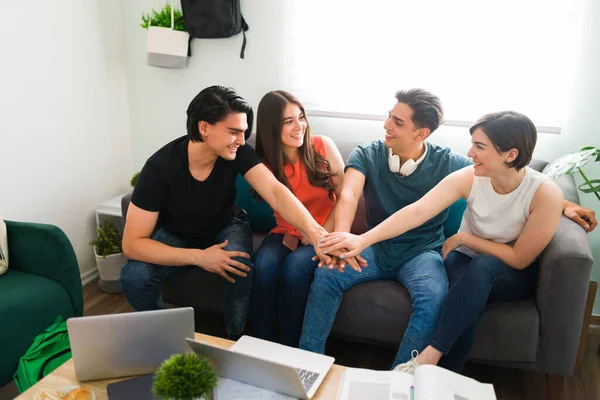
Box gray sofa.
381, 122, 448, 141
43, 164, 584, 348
121, 135, 594, 399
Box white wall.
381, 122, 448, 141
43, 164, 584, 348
122, 1, 600, 308
0, 0, 133, 278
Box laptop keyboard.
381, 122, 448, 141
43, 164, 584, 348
295, 368, 320, 392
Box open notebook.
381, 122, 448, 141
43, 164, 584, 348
338, 365, 496, 400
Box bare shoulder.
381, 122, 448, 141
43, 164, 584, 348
532, 179, 564, 210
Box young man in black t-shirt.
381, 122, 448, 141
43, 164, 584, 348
120, 86, 331, 338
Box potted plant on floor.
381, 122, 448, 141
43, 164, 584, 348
153, 353, 218, 400
90, 220, 126, 293
141, 1, 189, 69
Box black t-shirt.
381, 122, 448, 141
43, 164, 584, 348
131, 135, 261, 244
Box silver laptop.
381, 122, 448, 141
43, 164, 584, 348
187, 335, 334, 399
68, 307, 195, 381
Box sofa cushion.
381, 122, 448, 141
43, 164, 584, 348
469, 300, 539, 363
235, 175, 276, 233
330, 280, 412, 346
0, 270, 75, 386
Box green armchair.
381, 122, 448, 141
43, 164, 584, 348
0, 221, 83, 387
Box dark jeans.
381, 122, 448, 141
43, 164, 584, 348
249, 233, 319, 347
430, 251, 538, 373
120, 218, 253, 337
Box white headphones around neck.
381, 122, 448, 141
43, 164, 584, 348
388, 143, 428, 176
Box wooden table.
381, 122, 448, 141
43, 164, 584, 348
16, 333, 346, 399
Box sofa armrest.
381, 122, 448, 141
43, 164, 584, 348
5, 221, 84, 317
121, 191, 133, 231
535, 216, 593, 375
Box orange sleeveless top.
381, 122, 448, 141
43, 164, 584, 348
270, 136, 336, 240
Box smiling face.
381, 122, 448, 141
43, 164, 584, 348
199, 111, 248, 160
468, 128, 518, 176
383, 102, 428, 152
280, 103, 307, 152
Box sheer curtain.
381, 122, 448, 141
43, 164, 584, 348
284, 0, 584, 131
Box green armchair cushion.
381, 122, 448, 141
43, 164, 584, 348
6, 221, 83, 317
0, 270, 75, 386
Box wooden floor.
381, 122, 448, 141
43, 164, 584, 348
3, 281, 599, 399
81, 281, 600, 400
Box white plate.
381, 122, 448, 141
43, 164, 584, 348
35, 385, 96, 400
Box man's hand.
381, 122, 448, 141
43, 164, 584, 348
312, 247, 368, 272
563, 200, 597, 232
197, 240, 251, 283
441, 232, 468, 260
319, 232, 368, 259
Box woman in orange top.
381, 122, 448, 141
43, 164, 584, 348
249, 90, 346, 347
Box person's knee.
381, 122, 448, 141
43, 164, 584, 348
252, 251, 280, 280
120, 260, 151, 290
280, 250, 316, 284
465, 255, 503, 280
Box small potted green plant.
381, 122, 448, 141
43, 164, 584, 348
90, 220, 125, 293
141, 2, 189, 68
131, 171, 141, 187
153, 353, 218, 400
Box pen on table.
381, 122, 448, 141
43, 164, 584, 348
410, 385, 414, 400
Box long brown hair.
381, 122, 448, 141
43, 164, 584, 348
255, 90, 337, 200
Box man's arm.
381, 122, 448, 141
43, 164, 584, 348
334, 168, 366, 233
244, 164, 330, 262
122, 204, 250, 282
320, 136, 345, 233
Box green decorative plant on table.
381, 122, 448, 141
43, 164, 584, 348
153, 353, 218, 400
544, 146, 600, 202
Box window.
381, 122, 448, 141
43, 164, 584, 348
284, 0, 584, 131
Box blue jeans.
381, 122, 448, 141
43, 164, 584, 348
431, 251, 538, 373
120, 218, 254, 337
299, 247, 448, 368
250, 233, 319, 347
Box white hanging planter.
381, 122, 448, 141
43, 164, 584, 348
146, 0, 189, 69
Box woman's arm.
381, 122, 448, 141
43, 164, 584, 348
451, 180, 564, 269
320, 166, 474, 257
244, 163, 330, 263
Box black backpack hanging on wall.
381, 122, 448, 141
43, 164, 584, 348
180, 0, 249, 59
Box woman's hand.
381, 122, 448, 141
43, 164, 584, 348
442, 232, 468, 260
318, 232, 368, 259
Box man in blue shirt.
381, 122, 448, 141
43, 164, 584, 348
299, 89, 469, 367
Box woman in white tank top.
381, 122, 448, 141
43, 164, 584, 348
319, 111, 566, 373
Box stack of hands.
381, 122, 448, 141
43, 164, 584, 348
310, 201, 597, 273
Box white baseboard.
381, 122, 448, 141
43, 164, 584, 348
80, 267, 99, 286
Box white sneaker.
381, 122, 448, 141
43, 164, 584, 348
393, 350, 420, 375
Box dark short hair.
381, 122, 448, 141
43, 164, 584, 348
469, 111, 537, 170
186, 85, 253, 142
395, 89, 444, 133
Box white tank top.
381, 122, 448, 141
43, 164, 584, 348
456, 167, 549, 258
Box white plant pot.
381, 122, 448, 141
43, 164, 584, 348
147, 26, 189, 69
94, 249, 126, 293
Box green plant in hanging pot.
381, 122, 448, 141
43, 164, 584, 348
141, 4, 186, 31
141, 2, 189, 69
152, 353, 218, 400
544, 146, 600, 203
